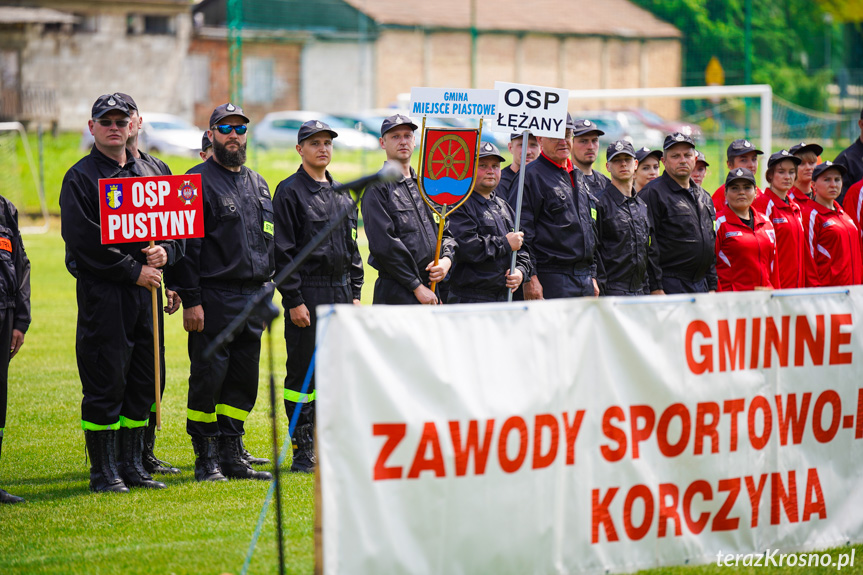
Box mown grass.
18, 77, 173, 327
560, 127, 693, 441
0, 135, 860, 574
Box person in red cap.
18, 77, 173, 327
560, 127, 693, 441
712, 139, 764, 211
752, 151, 805, 289
715, 168, 778, 291
801, 162, 863, 287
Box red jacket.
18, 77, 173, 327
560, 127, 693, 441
801, 200, 863, 287
715, 206, 779, 291
712, 184, 763, 212
752, 189, 805, 288
843, 179, 863, 245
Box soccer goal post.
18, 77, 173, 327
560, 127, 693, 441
0, 122, 49, 234
567, 84, 773, 185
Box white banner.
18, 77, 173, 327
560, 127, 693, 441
491, 81, 569, 137
409, 87, 498, 119
317, 288, 863, 574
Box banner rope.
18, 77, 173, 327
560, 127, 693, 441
239, 305, 337, 575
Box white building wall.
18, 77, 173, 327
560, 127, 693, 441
301, 41, 374, 113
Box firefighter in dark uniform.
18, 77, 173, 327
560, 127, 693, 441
570, 118, 610, 197
595, 140, 663, 296
521, 114, 599, 299
273, 120, 362, 473
113, 91, 182, 476
169, 103, 273, 482
362, 114, 455, 305
640, 132, 717, 294
0, 195, 30, 504
60, 94, 178, 492
498, 132, 540, 208
447, 142, 531, 303
833, 107, 863, 205
200, 132, 213, 161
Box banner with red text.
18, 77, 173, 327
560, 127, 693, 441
316, 287, 863, 574
98, 174, 203, 244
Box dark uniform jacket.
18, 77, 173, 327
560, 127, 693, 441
521, 153, 597, 276
273, 165, 363, 309
497, 165, 518, 207
362, 167, 455, 291
0, 197, 31, 332
595, 183, 662, 294
834, 137, 863, 205
640, 172, 718, 290
447, 191, 531, 297
170, 157, 275, 308
581, 169, 611, 199
138, 151, 172, 176
59, 146, 184, 282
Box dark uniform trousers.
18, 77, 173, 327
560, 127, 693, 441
186, 282, 266, 437
76, 272, 155, 428
0, 308, 14, 433
536, 267, 594, 299
661, 276, 709, 294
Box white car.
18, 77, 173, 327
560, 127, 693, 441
252, 111, 380, 151
80, 112, 203, 157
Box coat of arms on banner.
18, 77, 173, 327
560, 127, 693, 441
418, 127, 480, 207
177, 180, 198, 205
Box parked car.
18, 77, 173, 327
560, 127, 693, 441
618, 107, 704, 143
580, 110, 666, 150
252, 111, 380, 150
80, 112, 203, 157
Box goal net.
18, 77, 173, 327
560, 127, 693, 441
0, 122, 49, 234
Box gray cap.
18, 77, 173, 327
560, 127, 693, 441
571, 117, 604, 137
91, 94, 130, 119
606, 139, 636, 161
209, 102, 250, 127
478, 141, 505, 162
380, 114, 418, 136
695, 150, 709, 166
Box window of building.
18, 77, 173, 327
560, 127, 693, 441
186, 54, 210, 104
127, 14, 176, 36
243, 57, 275, 104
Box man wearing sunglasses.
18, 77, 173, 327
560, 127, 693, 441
60, 94, 184, 493
169, 103, 274, 482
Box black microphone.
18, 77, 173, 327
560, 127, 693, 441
201, 163, 400, 361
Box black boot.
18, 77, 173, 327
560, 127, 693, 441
84, 430, 129, 493
143, 419, 180, 475
191, 435, 227, 482
240, 436, 270, 466
219, 435, 272, 481
290, 423, 316, 474
0, 437, 24, 503
118, 427, 166, 489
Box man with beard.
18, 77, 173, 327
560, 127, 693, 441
169, 103, 274, 482
570, 118, 610, 198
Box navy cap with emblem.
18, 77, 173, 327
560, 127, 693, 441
695, 150, 709, 166
812, 160, 847, 181
725, 167, 757, 187
92, 94, 130, 119
606, 139, 636, 161
571, 117, 605, 137
788, 141, 824, 157
297, 119, 339, 144
727, 139, 764, 159
209, 102, 250, 127
380, 114, 418, 136
766, 150, 801, 169
663, 132, 696, 150
113, 92, 138, 112
201, 131, 212, 151
634, 146, 662, 163
478, 141, 506, 162
510, 132, 538, 141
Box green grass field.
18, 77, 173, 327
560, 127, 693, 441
1, 136, 861, 574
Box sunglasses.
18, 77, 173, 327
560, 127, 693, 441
94, 118, 130, 128
213, 124, 248, 135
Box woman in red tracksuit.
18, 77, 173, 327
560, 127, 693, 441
715, 168, 779, 291
801, 162, 863, 287
752, 150, 805, 288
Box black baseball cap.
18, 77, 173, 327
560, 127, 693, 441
606, 140, 636, 161
788, 141, 824, 157
510, 132, 538, 141
478, 141, 506, 162
209, 102, 250, 127
571, 118, 605, 137
812, 161, 847, 181
297, 119, 338, 144
201, 131, 212, 151
635, 146, 662, 163
725, 167, 757, 187
695, 150, 709, 166
663, 132, 696, 150
727, 139, 764, 159
766, 150, 801, 169
113, 92, 138, 112
380, 114, 418, 136
92, 94, 130, 119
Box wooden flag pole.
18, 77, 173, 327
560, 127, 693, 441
150, 239, 162, 431
428, 204, 447, 295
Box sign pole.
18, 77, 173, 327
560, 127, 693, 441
150, 239, 162, 431
428, 203, 448, 296
507, 129, 529, 302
